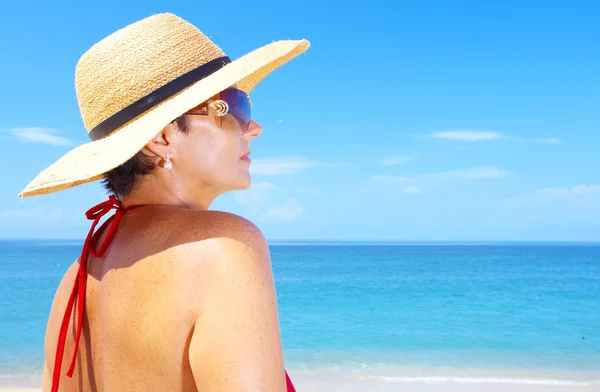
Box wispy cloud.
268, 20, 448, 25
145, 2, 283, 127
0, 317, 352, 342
511, 136, 562, 144
373, 176, 423, 193
542, 137, 561, 144
0, 207, 44, 219
501, 185, 600, 213
260, 200, 302, 222
0, 206, 63, 221
379, 155, 415, 165
374, 165, 506, 194
427, 166, 509, 179
489, 185, 600, 233
430, 130, 560, 144
234, 181, 279, 205
372, 175, 411, 184
9, 127, 72, 146
534, 185, 600, 197
431, 130, 503, 141
404, 185, 423, 194
250, 156, 341, 175
373, 166, 506, 194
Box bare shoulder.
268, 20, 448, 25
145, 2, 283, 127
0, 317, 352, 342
171, 209, 270, 262
200, 210, 266, 241
160, 210, 274, 303
180, 210, 285, 391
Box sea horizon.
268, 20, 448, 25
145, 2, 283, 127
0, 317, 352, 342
1, 238, 600, 246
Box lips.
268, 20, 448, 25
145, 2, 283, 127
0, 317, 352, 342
240, 152, 251, 162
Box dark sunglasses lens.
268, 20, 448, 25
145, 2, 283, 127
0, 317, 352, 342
221, 88, 251, 129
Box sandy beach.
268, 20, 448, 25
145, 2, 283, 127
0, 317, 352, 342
287, 367, 600, 391
290, 374, 600, 391
0, 390, 40, 392
3, 367, 599, 391
1, 383, 599, 391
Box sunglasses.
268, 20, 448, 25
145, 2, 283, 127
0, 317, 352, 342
185, 88, 251, 131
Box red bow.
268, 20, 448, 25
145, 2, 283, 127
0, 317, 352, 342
51, 195, 129, 392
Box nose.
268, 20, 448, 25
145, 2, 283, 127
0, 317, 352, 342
243, 119, 263, 140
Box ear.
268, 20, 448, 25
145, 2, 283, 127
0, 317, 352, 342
144, 121, 179, 159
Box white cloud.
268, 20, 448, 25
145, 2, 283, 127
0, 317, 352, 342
0, 206, 63, 221
431, 130, 560, 145
234, 181, 279, 205
427, 166, 509, 179
48, 207, 63, 221
250, 156, 340, 175
379, 155, 414, 165
481, 184, 600, 239
404, 185, 423, 194
0, 207, 44, 218
372, 175, 411, 184
260, 200, 302, 222
534, 185, 600, 197
431, 130, 503, 141
512, 185, 600, 221
373, 167, 506, 194
542, 137, 561, 144
511, 136, 563, 144
9, 127, 72, 146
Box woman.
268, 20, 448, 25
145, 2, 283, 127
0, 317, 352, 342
19, 13, 310, 392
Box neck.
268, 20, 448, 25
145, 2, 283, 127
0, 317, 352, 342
120, 173, 220, 211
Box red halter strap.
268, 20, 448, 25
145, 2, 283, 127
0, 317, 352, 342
51, 195, 140, 392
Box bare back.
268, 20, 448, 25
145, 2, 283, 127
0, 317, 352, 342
43, 206, 288, 391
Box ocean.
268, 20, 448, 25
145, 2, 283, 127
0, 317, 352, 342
1, 240, 599, 388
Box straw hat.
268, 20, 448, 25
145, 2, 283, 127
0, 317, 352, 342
18, 13, 310, 197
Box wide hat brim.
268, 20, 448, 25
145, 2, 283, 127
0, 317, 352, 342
18, 39, 309, 197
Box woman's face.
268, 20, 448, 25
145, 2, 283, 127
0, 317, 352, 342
170, 110, 262, 199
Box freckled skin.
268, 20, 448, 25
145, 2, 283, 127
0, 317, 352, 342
42, 110, 290, 391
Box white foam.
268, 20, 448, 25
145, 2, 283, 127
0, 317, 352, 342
371, 375, 599, 386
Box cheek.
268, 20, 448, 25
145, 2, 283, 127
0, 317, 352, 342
185, 133, 237, 175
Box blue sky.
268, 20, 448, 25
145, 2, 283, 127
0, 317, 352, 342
0, 1, 598, 241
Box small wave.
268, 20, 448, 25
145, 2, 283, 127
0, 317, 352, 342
371, 375, 599, 386
0, 374, 43, 388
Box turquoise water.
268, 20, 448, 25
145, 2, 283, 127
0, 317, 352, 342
1, 240, 599, 377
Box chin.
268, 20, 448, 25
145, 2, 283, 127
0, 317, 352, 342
230, 173, 252, 191
238, 175, 252, 190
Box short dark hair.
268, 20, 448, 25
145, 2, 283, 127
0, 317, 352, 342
102, 116, 189, 198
